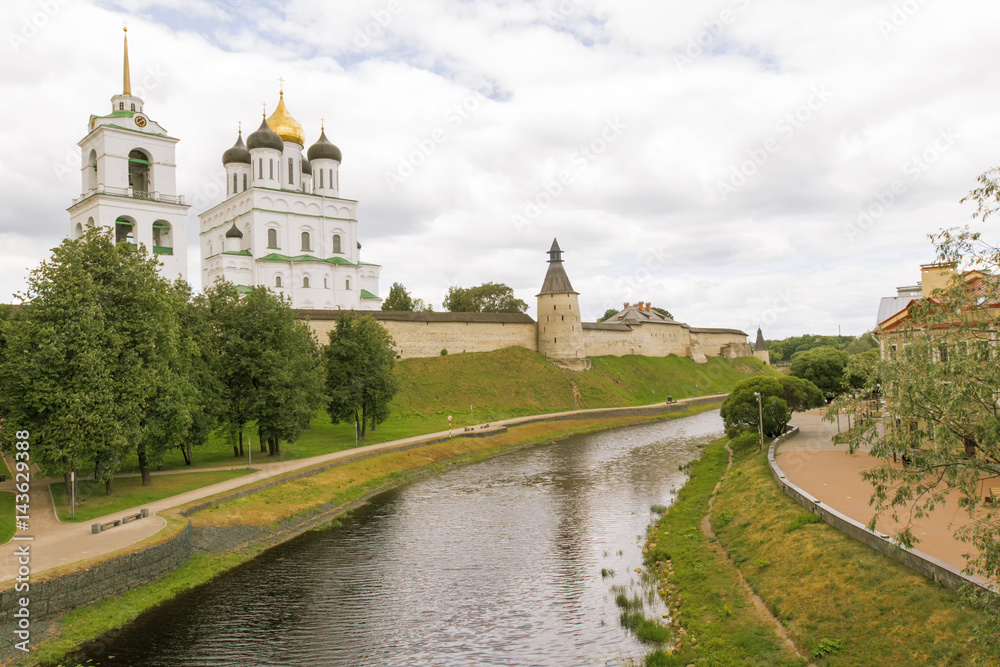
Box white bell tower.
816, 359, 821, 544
68, 26, 189, 281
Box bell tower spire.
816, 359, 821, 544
123, 24, 132, 96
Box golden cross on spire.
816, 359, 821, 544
262, 102, 267, 117
238, 121, 242, 134
278, 76, 285, 93
320, 117, 325, 131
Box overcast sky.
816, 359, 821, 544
3, 0, 998, 339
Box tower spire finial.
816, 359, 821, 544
122, 23, 132, 96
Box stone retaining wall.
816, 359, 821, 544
767, 430, 991, 593
0, 524, 193, 625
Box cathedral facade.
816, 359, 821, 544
198, 91, 382, 309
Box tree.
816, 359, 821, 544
768, 334, 855, 363
443, 282, 528, 313
253, 317, 325, 456
789, 346, 849, 399
845, 332, 878, 355
0, 228, 179, 495
324, 313, 399, 439
382, 282, 415, 311
721, 375, 824, 440
600, 308, 619, 322
828, 168, 1000, 610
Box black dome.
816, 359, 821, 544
225, 222, 243, 239
301, 157, 312, 176
307, 129, 342, 162
222, 132, 251, 165
246, 117, 284, 153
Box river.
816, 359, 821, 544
82, 410, 723, 666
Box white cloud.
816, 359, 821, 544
1, 0, 997, 339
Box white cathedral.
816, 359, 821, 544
69, 28, 382, 309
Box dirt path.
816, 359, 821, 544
700, 445, 811, 665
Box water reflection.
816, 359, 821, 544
85, 410, 723, 666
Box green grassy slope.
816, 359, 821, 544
120, 347, 775, 472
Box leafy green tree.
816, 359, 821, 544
845, 332, 878, 355
768, 334, 855, 363
720, 377, 788, 440
828, 209, 1000, 594
174, 288, 225, 466
721, 375, 825, 440
600, 308, 619, 322
0, 228, 178, 495
254, 316, 325, 456
789, 346, 849, 399
382, 282, 415, 311
443, 282, 528, 313
324, 313, 399, 439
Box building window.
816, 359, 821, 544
345, 279, 351, 290
301, 231, 311, 251
324, 277, 328, 289
208, 242, 213, 256
553, 305, 556, 310
319, 170, 324, 188
275, 276, 282, 288
119, 102, 124, 110
267, 228, 278, 248
288, 158, 294, 185
131, 103, 136, 111
232, 173, 237, 195
562, 315, 564, 321
243, 174, 248, 191
333, 234, 341, 253
303, 276, 310, 288
259, 158, 263, 179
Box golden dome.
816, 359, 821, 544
266, 91, 305, 146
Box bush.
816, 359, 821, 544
440, 348, 448, 356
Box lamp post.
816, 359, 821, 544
754, 391, 763, 452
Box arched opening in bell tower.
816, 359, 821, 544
128, 149, 152, 196
115, 216, 136, 245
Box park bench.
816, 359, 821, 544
91, 508, 149, 534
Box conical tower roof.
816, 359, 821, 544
537, 238, 577, 295
754, 327, 768, 351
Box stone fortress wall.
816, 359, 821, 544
297, 240, 760, 366
298, 310, 754, 363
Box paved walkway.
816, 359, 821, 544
778, 410, 979, 574
0, 397, 724, 583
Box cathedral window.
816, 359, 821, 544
243, 174, 248, 191
303, 276, 310, 288
332, 234, 341, 253
324, 277, 329, 289
232, 173, 237, 195
267, 228, 278, 248
259, 158, 263, 179
119, 102, 124, 110
130, 103, 135, 111
301, 231, 311, 251
269, 160, 274, 179
275, 275, 282, 288
319, 170, 324, 188
345, 279, 351, 290
288, 158, 294, 185
335, 170, 339, 190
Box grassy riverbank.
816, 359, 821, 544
26, 404, 719, 667
642, 439, 989, 666
117, 348, 772, 474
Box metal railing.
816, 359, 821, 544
72, 185, 185, 205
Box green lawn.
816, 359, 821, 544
643, 439, 803, 666
0, 491, 14, 544
710, 443, 989, 665
49, 470, 254, 523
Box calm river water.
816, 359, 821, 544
85, 410, 723, 666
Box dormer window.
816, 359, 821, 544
119, 102, 124, 110
130, 103, 135, 112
